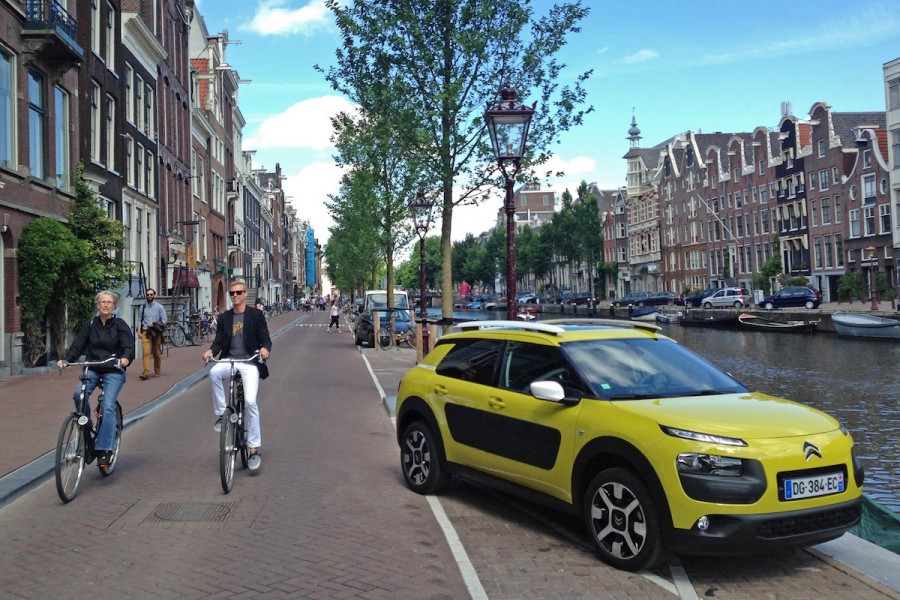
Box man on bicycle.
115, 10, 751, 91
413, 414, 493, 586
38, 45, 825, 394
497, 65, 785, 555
202, 279, 272, 470
57, 290, 134, 468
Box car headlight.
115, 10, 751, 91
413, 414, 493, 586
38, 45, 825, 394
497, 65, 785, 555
676, 453, 743, 477
660, 425, 747, 447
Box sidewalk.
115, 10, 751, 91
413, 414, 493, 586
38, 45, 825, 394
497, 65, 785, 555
0, 309, 304, 503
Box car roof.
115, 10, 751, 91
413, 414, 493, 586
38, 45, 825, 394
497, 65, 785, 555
444, 319, 666, 344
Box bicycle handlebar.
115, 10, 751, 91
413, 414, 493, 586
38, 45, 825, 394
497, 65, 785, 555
205, 352, 263, 365
57, 356, 123, 373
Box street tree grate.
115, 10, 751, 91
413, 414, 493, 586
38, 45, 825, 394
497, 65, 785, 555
143, 502, 237, 523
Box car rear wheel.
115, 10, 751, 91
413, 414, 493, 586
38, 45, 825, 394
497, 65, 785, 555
805, 301, 815, 309
764, 302, 774, 310
733, 301, 743, 308
400, 420, 448, 495
584, 468, 663, 572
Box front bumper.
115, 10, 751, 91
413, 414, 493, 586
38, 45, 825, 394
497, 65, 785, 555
666, 497, 862, 556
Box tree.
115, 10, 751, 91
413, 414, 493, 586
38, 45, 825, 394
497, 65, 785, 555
321, 0, 593, 321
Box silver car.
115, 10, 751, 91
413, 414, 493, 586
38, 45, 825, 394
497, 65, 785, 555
702, 287, 751, 308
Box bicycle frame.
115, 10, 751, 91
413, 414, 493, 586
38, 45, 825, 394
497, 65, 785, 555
207, 353, 261, 493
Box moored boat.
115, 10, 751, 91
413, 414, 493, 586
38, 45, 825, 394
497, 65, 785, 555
655, 310, 682, 324
832, 311, 900, 339
680, 311, 740, 328
738, 313, 819, 333
629, 306, 659, 321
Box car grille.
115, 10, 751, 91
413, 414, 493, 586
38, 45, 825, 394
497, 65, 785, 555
756, 505, 861, 540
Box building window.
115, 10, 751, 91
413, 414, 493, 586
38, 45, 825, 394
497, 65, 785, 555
124, 63, 133, 122
863, 149, 872, 169
823, 235, 832, 268
893, 130, 900, 168
890, 79, 900, 110
0, 52, 12, 168
810, 199, 818, 226
879, 204, 890, 234
520, 196, 527, 207
90, 83, 101, 161
91, 0, 101, 55
136, 142, 144, 192
818, 169, 829, 190
105, 2, 115, 66
28, 71, 45, 179
146, 149, 155, 198
808, 171, 815, 189
863, 174, 876, 201
864, 205, 875, 236
145, 85, 154, 136
849, 209, 859, 237
125, 136, 133, 185
135, 75, 144, 131
835, 234, 843, 267
758, 159, 764, 175
833, 166, 839, 182
542, 194, 548, 206
821, 196, 831, 224
834, 195, 841, 223
817, 139, 825, 157
54, 86, 69, 189
106, 95, 115, 170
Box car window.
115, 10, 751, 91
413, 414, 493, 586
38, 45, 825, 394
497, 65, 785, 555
563, 338, 746, 399
499, 341, 585, 395
435, 339, 502, 386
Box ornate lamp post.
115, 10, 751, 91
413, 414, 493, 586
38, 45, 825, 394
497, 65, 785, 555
864, 245, 878, 311
408, 192, 435, 355
484, 86, 534, 321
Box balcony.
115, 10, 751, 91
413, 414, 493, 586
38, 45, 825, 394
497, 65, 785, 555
22, 0, 84, 72
227, 231, 243, 255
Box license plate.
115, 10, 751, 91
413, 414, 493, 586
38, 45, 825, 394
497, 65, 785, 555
783, 472, 844, 500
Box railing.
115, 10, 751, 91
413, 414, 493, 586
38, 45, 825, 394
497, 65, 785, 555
25, 0, 77, 39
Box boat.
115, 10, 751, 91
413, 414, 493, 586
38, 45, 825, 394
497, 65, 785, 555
629, 306, 659, 321
679, 311, 740, 328
832, 311, 900, 339
738, 313, 819, 333
655, 310, 682, 324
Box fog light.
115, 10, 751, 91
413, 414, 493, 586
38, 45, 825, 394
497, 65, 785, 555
697, 516, 709, 531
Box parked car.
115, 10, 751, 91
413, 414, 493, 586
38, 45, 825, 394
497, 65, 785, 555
396, 319, 863, 571
759, 286, 822, 310
682, 287, 717, 308
701, 287, 751, 308
611, 291, 649, 307
353, 308, 412, 347
644, 291, 679, 306
517, 293, 537, 304
560, 291, 592, 305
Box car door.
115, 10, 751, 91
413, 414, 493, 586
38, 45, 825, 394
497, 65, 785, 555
432, 339, 503, 467
479, 340, 586, 500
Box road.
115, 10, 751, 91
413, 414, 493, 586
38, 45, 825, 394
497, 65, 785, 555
0, 311, 897, 599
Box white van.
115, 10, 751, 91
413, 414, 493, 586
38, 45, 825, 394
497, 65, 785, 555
363, 289, 410, 312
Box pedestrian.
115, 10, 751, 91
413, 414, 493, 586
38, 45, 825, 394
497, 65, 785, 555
202, 279, 272, 471
56, 290, 134, 468
138, 288, 167, 380
327, 300, 342, 333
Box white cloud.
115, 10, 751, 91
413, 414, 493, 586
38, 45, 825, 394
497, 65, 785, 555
622, 49, 659, 64
283, 160, 346, 244
245, 0, 333, 36
245, 95, 356, 150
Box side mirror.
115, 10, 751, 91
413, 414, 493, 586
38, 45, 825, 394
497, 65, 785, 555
530, 380, 565, 402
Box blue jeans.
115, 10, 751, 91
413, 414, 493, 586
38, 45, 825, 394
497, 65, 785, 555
73, 370, 125, 451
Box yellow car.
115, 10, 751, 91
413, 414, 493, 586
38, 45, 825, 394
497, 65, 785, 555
395, 319, 864, 571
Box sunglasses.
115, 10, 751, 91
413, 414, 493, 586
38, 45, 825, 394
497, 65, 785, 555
229, 290, 246, 296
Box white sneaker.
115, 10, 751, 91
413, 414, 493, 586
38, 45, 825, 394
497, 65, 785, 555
213, 416, 223, 432
248, 451, 261, 471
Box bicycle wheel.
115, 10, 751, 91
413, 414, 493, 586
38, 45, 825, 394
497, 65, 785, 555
377, 325, 394, 350
403, 329, 416, 348
99, 402, 123, 477
189, 328, 201, 346
170, 325, 186, 347
220, 406, 237, 493
55, 414, 86, 503
236, 381, 248, 469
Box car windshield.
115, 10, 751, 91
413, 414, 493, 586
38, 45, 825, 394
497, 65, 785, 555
562, 337, 747, 400
368, 293, 410, 309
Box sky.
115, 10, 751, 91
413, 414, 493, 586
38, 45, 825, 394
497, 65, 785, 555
194, 0, 899, 248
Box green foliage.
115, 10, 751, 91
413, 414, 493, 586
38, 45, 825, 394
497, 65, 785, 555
837, 271, 863, 302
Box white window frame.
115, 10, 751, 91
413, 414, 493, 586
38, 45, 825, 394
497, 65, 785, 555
0, 50, 14, 168
54, 86, 69, 189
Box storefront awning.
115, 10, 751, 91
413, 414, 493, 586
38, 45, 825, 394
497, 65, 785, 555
172, 268, 200, 289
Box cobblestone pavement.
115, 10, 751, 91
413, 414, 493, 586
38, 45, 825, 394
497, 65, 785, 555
0, 309, 897, 599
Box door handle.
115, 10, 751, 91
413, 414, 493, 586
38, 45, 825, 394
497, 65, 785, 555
433, 385, 447, 396
488, 396, 506, 409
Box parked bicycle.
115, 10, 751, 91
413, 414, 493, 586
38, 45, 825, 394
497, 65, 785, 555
167, 311, 201, 347
54, 357, 124, 503
206, 353, 262, 493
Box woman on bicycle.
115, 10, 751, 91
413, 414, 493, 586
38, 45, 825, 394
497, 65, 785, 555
202, 279, 272, 470
57, 290, 134, 468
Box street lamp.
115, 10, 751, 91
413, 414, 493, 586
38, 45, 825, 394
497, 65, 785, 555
865, 245, 878, 311
408, 191, 435, 356
484, 86, 534, 321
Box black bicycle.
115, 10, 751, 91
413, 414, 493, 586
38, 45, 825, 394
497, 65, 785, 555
54, 357, 124, 503
207, 353, 260, 493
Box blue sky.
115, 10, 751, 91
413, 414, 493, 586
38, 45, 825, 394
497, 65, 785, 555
195, 0, 899, 244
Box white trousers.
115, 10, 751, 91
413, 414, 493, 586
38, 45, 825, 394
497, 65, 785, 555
210, 361, 261, 448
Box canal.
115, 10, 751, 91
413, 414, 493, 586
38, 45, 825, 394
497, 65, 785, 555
440, 309, 900, 513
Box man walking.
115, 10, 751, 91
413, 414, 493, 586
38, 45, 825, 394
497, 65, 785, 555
139, 288, 167, 380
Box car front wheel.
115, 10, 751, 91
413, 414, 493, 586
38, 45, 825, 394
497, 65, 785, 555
764, 302, 774, 310
400, 420, 448, 495
583, 468, 663, 571
703, 301, 713, 309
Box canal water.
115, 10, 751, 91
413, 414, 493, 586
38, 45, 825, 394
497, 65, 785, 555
440, 309, 899, 512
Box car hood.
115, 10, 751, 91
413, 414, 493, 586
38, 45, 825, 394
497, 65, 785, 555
613, 392, 840, 439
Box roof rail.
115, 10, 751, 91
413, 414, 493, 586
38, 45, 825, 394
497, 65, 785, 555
453, 320, 565, 335
541, 318, 661, 332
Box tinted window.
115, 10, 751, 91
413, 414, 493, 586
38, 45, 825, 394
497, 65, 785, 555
436, 339, 501, 385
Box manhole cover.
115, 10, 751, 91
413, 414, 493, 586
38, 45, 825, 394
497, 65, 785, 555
143, 502, 237, 523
